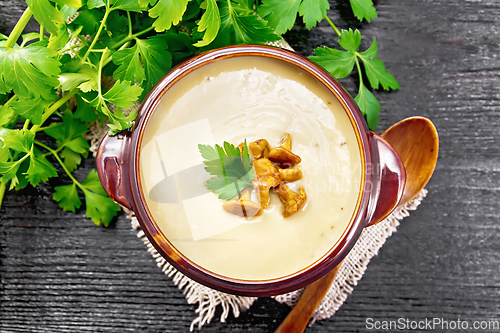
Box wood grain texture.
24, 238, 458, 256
1, 0, 500, 332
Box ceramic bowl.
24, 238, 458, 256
96, 45, 406, 296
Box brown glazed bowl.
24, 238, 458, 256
96, 45, 406, 297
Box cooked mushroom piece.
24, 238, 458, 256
251, 158, 281, 208
222, 187, 261, 218
249, 139, 271, 159
278, 168, 303, 182
268, 147, 301, 168
222, 199, 261, 218
280, 133, 292, 151
274, 182, 307, 217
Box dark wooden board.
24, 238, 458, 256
1, 0, 500, 332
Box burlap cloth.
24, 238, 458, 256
87, 40, 426, 331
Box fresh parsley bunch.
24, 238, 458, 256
0, 0, 398, 225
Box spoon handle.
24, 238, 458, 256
274, 264, 341, 333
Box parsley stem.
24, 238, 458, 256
355, 56, 364, 85
110, 26, 155, 49
81, 9, 110, 63
3, 95, 18, 108
127, 11, 133, 37
0, 181, 6, 211
324, 15, 341, 37
34, 140, 82, 189
5, 7, 32, 48
97, 49, 109, 98
39, 25, 44, 41
22, 119, 30, 130
30, 88, 78, 134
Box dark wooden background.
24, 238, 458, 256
1, 0, 499, 332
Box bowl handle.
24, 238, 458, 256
366, 133, 406, 227
95, 130, 133, 210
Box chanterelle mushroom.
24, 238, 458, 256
222, 187, 261, 218
274, 182, 307, 217
251, 158, 281, 208
278, 168, 302, 182
280, 133, 292, 151
249, 139, 271, 159
268, 147, 301, 168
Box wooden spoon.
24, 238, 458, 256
274, 116, 439, 333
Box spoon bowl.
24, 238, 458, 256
382, 116, 439, 205
274, 116, 439, 333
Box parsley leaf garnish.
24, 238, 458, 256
199, 141, 254, 201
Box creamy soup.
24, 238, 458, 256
139, 56, 362, 280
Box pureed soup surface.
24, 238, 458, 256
139, 56, 362, 280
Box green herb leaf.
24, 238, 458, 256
105, 107, 137, 134
53, 0, 82, 8
309, 46, 355, 79
219, 1, 280, 44
0, 146, 21, 185
112, 46, 146, 84
26, 0, 65, 35
60, 147, 82, 172
53, 183, 82, 212
10, 158, 30, 190
81, 169, 121, 226
87, 0, 106, 9
338, 28, 361, 53
0, 105, 15, 127
48, 23, 70, 49
258, 0, 301, 35
139, 0, 157, 7
149, 0, 189, 32
193, 0, 221, 47
113, 35, 172, 93
349, 0, 377, 22
44, 113, 88, 147
206, 177, 253, 201
11, 96, 52, 125
71, 8, 103, 34
135, 37, 172, 94
102, 80, 143, 109
26, 152, 58, 187
0, 44, 61, 99
110, 0, 146, 12
0, 158, 22, 185
298, 0, 330, 30
199, 140, 254, 201
354, 82, 380, 130
3, 129, 34, 153
73, 95, 99, 122
58, 65, 98, 92
357, 38, 400, 90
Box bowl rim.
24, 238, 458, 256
128, 45, 373, 296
